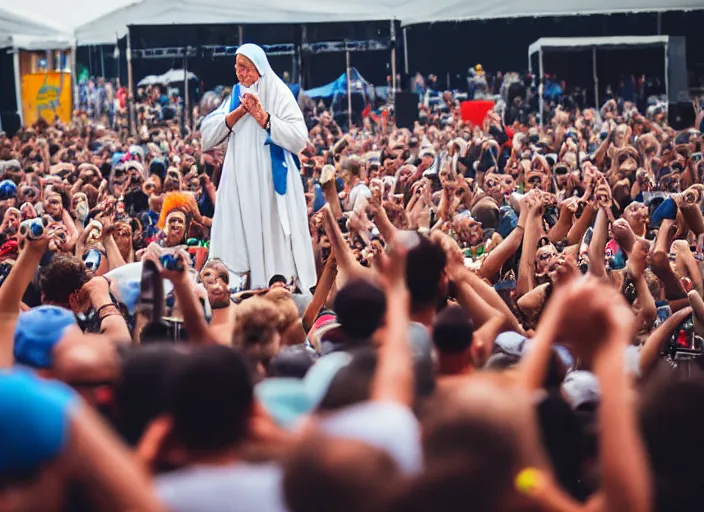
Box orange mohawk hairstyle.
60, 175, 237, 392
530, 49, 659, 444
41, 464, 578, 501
157, 191, 197, 230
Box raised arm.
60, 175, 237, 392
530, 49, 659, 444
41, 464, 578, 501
479, 199, 529, 280
588, 207, 609, 279
371, 239, 413, 406
639, 306, 692, 377
0, 237, 49, 367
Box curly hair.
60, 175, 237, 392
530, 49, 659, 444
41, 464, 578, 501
39, 255, 90, 306
231, 297, 282, 363
264, 288, 299, 331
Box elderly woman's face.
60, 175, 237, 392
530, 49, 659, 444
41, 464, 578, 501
235, 55, 260, 88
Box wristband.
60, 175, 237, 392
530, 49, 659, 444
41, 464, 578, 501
95, 303, 117, 316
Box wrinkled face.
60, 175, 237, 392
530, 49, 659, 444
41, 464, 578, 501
235, 54, 260, 88
45, 193, 63, 218
165, 210, 187, 245
536, 243, 559, 276
483, 173, 514, 204
201, 264, 230, 309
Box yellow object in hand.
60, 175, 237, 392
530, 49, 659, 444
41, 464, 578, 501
515, 467, 545, 496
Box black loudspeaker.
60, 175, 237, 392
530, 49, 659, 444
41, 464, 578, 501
395, 92, 419, 129
668, 37, 688, 103
0, 112, 20, 137
668, 101, 695, 131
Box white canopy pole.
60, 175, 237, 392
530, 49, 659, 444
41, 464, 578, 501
13, 49, 23, 126
71, 44, 78, 114
403, 27, 409, 76
538, 47, 544, 128
528, 47, 532, 74
592, 47, 599, 109
390, 19, 397, 105
126, 28, 134, 135
664, 39, 669, 109
183, 52, 190, 131
346, 44, 352, 128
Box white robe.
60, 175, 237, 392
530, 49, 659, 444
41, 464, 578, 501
201, 55, 316, 292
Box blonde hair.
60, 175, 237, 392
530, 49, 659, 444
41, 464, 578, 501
264, 288, 299, 331
232, 297, 282, 361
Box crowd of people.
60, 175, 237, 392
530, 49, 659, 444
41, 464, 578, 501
2, 61, 704, 512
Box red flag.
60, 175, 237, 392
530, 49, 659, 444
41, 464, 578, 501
460, 100, 495, 127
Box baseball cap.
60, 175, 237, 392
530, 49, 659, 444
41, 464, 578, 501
494, 331, 574, 369
268, 345, 316, 379
0, 179, 17, 200
0, 368, 78, 475
14, 306, 77, 369
255, 352, 353, 429
561, 371, 600, 410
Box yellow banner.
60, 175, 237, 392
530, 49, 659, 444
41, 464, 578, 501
21, 72, 72, 126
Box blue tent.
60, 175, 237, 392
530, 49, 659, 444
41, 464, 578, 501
304, 67, 374, 99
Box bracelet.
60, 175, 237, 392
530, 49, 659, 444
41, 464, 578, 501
95, 303, 117, 316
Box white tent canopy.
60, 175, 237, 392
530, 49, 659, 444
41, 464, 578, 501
401, 0, 704, 25
528, 35, 670, 57
1, 0, 702, 46
138, 69, 198, 86
1, 0, 134, 39
527, 35, 671, 125
0, 5, 72, 48
75, 0, 405, 45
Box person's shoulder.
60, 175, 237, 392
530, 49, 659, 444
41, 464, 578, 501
318, 401, 422, 475
156, 463, 286, 511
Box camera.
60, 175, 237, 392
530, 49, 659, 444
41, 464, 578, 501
160, 253, 184, 272
19, 218, 45, 240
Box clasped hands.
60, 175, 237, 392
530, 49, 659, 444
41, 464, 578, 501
240, 93, 268, 129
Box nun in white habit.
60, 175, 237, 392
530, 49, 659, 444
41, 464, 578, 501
201, 43, 316, 292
